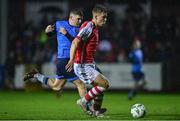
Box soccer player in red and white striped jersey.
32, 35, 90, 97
66, 4, 109, 117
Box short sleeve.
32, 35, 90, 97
76, 21, 94, 41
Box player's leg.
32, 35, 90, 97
48, 78, 66, 91
48, 78, 67, 97
48, 58, 86, 97
74, 64, 109, 116
92, 65, 107, 113
23, 69, 67, 91
72, 78, 87, 97
91, 94, 107, 114
48, 58, 67, 92
78, 74, 109, 117
83, 73, 109, 103
90, 74, 109, 117
128, 72, 138, 100
128, 72, 146, 100
23, 68, 49, 85
137, 72, 146, 89
72, 78, 93, 115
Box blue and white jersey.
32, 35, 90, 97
55, 20, 80, 58
129, 49, 143, 73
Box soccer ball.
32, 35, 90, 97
131, 103, 146, 118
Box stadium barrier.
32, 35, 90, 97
14, 63, 162, 91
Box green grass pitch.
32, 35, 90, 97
0, 90, 180, 120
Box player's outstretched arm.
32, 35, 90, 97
66, 38, 80, 72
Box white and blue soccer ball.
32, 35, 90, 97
131, 103, 146, 118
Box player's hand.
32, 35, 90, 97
65, 60, 74, 72
59, 27, 67, 35
45, 25, 55, 33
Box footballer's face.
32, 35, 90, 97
96, 12, 107, 27
133, 40, 141, 49
70, 14, 83, 26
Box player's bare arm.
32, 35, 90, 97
66, 38, 80, 72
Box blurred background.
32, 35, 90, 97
0, 0, 180, 92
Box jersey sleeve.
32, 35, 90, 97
133, 50, 143, 63
55, 21, 61, 33
65, 32, 74, 41
76, 21, 94, 41
136, 50, 143, 61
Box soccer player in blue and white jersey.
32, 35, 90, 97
128, 40, 146, 100
24, 9, 86, 98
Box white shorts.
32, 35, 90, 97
74, 63, 100, 84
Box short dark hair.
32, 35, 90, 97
92, 4, 107, 14
70, 8, 83, 17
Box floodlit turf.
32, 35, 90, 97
0, 90, 180, 120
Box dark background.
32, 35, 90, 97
0, 0, 180, 91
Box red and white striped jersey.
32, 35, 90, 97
75, 21, 99, 63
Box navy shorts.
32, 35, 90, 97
132, 71, 145, 81
56, 58, 78, 82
